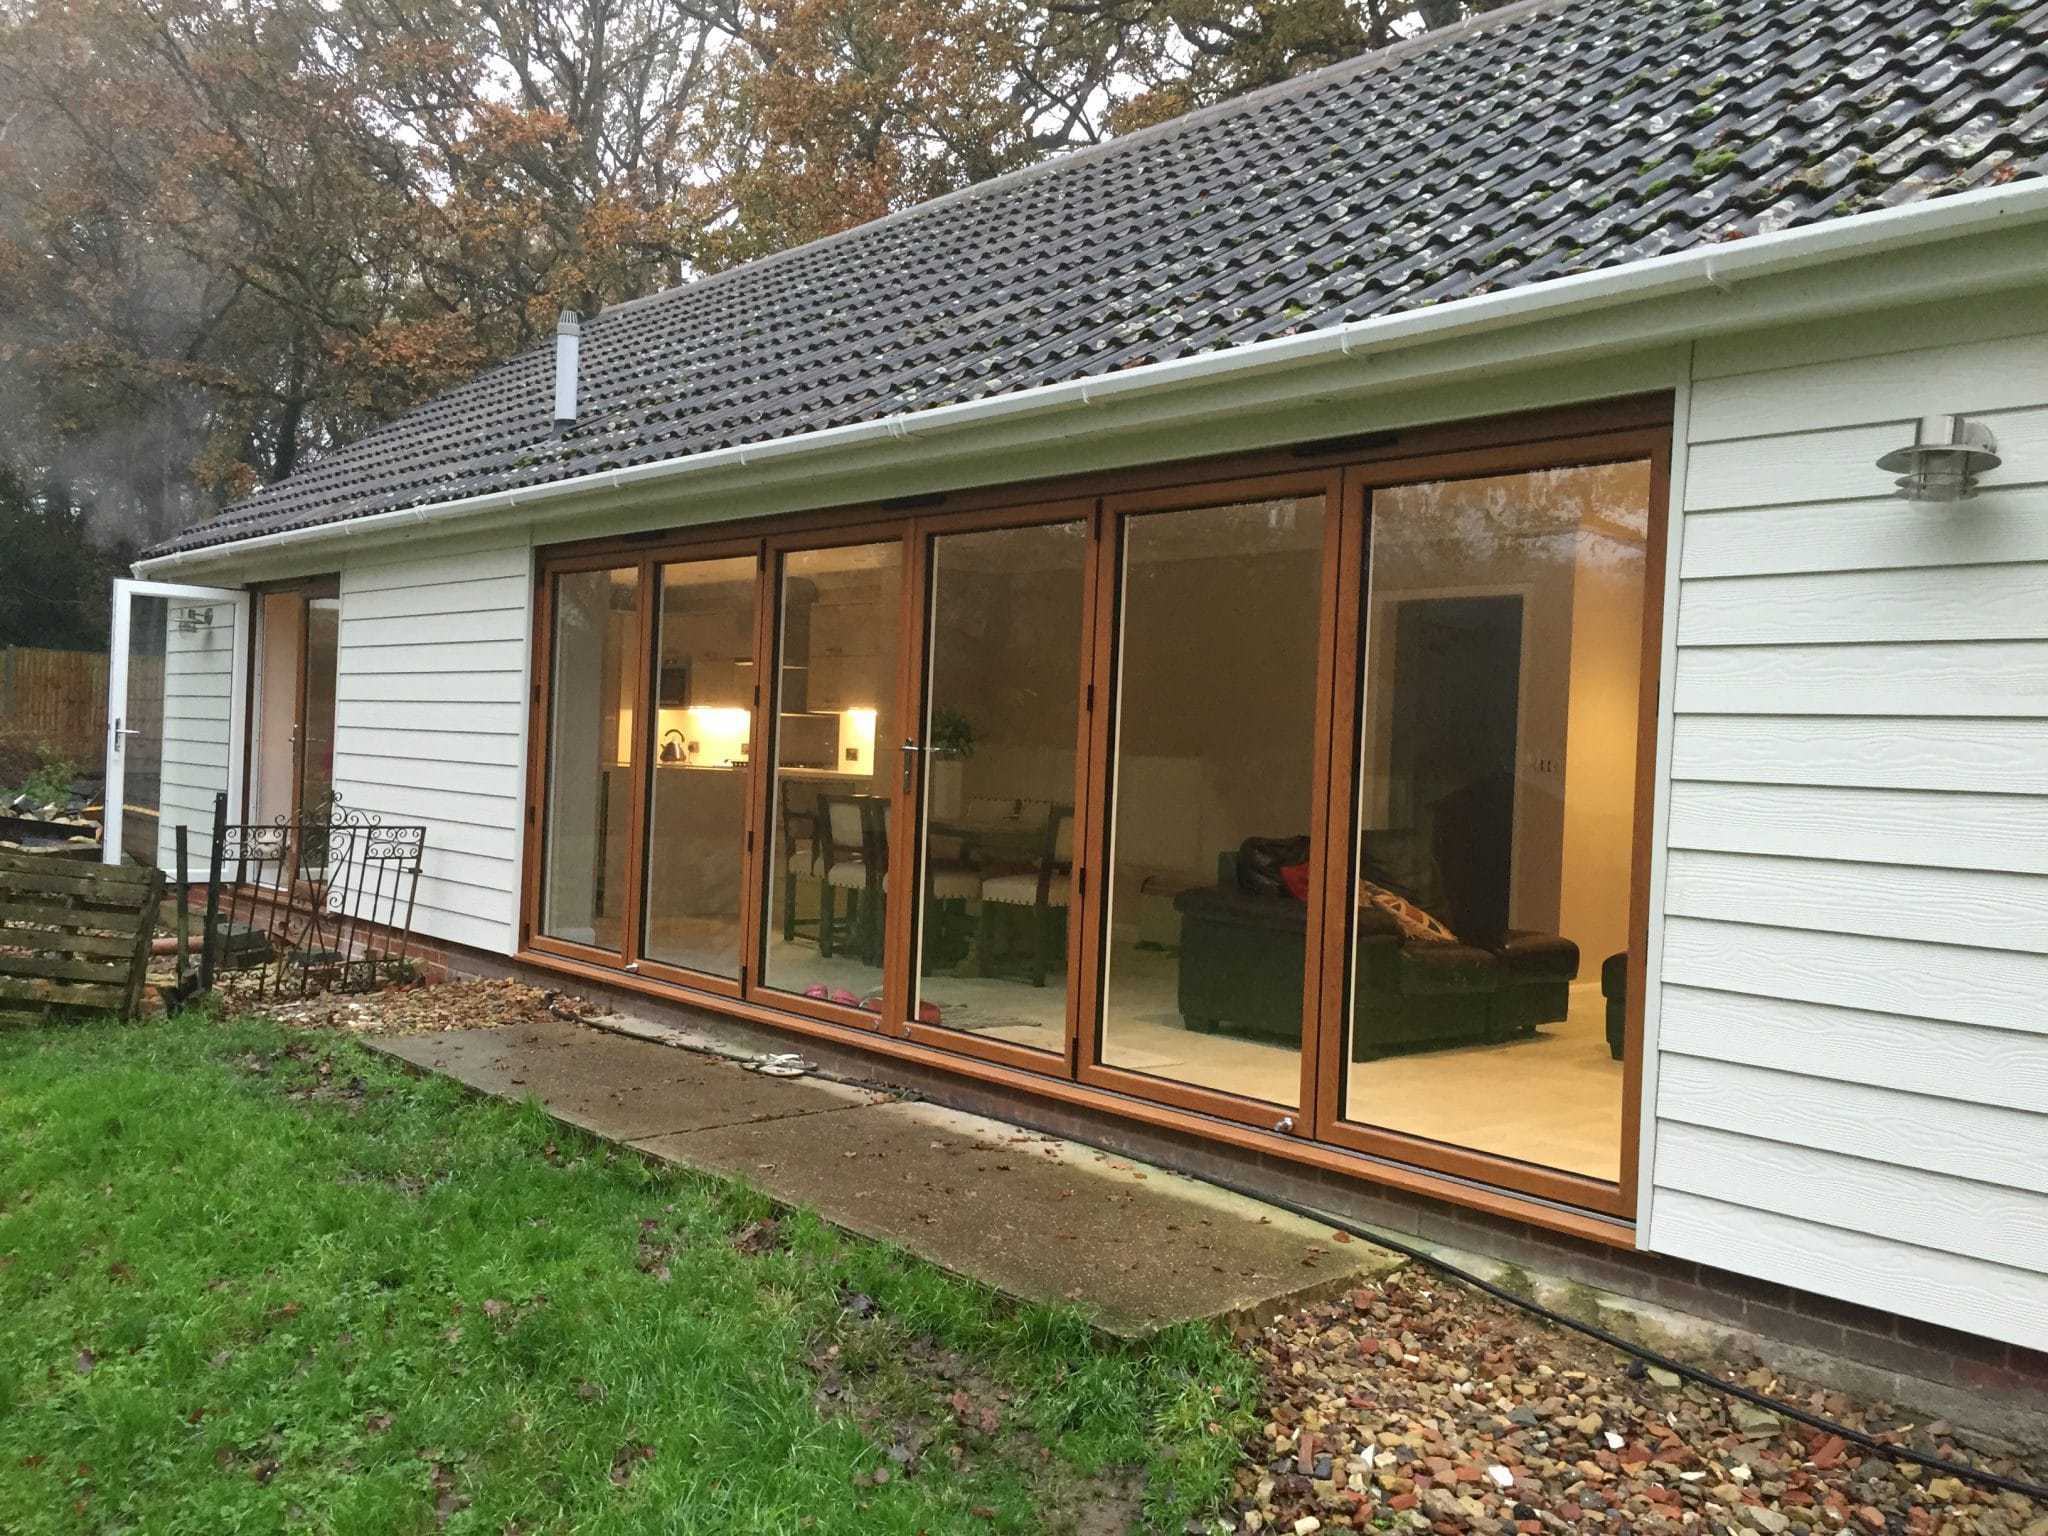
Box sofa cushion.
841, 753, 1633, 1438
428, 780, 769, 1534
1173, 883, 1309, 934
1359, 878, 1458, 944
1495, 930, 1581, 984
1391, 942, 1499, 994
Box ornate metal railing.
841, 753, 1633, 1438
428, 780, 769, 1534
199, 791, 425, 1000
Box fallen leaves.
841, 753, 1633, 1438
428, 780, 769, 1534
428, 1457, 467, 1520
252, 978, 606, 1039
608, 1442, 655, 1487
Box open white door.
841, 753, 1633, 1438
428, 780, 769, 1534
104, 579, 251, 874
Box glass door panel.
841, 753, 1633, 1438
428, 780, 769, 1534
1098, 495, 1326, 1108
250, 592, 305, 829
641, 554, 758, 980
538, 566, 640, 951
104, 580, 248, 874
911, 520, 1088, 1053
758, 541, 903, 1011
301, 598, 340, 815
1344, 461, 1652, 1183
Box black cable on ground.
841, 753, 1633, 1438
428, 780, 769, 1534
1191, 1169, 2048, 1505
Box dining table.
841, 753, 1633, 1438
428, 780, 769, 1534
923, 811, 1055, 978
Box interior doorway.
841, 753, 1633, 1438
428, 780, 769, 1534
250, 581, 341, 862
1388, 594, 1525, 940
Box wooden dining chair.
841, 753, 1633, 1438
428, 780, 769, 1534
878, 801, 981, 971
778, 795, 819, 944
816, 793, 875, 959
975, 804, 1073, 985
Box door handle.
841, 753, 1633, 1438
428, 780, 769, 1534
900, 738, 920, 792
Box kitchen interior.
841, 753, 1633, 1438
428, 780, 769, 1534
642, 550, 889, 981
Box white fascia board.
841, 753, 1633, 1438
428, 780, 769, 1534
136, 179, 2048, 581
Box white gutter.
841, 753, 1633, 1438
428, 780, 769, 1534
137, 178, 2048, 577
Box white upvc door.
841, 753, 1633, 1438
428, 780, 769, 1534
104, 579, 251, 875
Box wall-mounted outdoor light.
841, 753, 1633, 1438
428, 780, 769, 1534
1875, 415, 2002, 503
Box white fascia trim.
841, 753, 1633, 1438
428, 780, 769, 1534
136, 179, 2048, 578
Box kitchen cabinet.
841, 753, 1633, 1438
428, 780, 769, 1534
803, 600, 882, 712
661, 602, 756, 709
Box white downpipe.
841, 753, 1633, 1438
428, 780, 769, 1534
137, 179, 2048, 577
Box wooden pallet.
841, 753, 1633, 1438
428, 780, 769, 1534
0, 848, 163, 1025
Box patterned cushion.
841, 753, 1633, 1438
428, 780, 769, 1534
1358, 878, 1458, 944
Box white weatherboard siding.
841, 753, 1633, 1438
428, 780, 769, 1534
331, 540, 532, 953
1652, 300, 2048, 1351
156, 598, 242, 873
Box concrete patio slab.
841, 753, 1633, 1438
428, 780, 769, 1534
374, 1017, 881, 1139
634, 1098, 1399, 1335
369, 1020, 1401, 1336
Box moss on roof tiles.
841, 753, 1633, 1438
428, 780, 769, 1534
156, 0, 2048, 557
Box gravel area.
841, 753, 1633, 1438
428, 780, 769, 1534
233, 976, 607, 1036
1231, 1266, 2045, 1536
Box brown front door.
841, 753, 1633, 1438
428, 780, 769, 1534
891, 502, 1099, 1076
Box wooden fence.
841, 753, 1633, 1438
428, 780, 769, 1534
0, 648, 115, 764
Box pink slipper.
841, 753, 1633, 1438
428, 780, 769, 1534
830, 988, 861, 1009
803, 984, 829, 1001
917, 1001, 944, 1026
858, 991, 884, 1014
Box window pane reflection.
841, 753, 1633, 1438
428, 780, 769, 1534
1346, 462, 1650, 1181
913, 521, 1087, 1049
760, 542, 901, 1006
642, 555, 757, 978
1100, 496, 1325, 1107
541, 567, 638, 949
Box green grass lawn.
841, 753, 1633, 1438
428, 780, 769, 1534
0, 1011, 1254, 1535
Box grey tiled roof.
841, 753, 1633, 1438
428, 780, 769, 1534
156, 0, 2048, 555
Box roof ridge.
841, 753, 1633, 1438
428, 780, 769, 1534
595, 0, 1577, 325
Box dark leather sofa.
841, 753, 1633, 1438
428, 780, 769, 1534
1171, 847, 1579, 1060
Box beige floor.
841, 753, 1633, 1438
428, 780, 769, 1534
1346, 986, 1622, 1182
